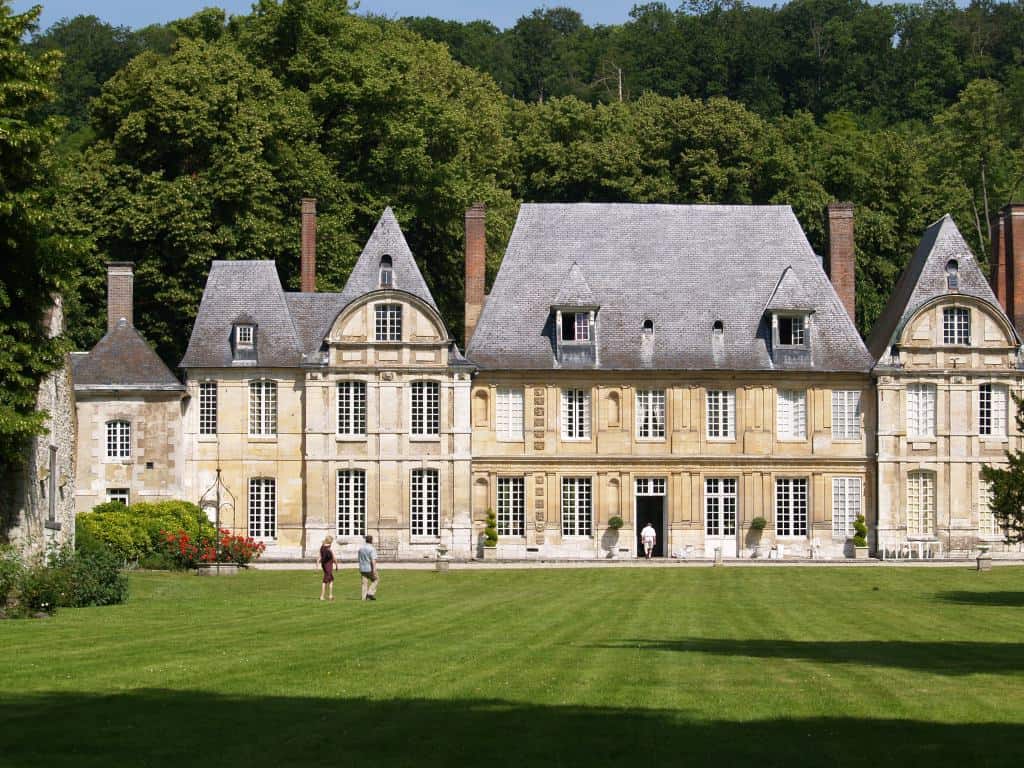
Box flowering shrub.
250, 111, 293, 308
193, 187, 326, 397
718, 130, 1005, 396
161, 529, 266, 569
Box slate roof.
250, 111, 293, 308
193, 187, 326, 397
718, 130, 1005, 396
181, 208, 453, 369
466, 203, 873, 372
764, 266, 815, 313
866, 214, 1016, 361
72, 319, 184, 391
554, 262, 598, 307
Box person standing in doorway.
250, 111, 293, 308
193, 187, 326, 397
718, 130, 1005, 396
641, 522, 657, 560
358, 534, 379, 601
318, 536, 335, 601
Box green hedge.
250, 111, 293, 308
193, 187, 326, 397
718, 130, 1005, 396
77, 500, 215, 563
0, 545, 128, 617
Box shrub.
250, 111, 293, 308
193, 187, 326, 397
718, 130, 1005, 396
76, 499, 215, 563
0, 546, 24, 607
16, 560, 63, 615
51, 546, 128, 607
750, 516, 767, 532
607, 516, 624, 530
483, 508, 498, 547
160, 529, 266, 569
852, 514, 869, 548
217, 530, 266, 565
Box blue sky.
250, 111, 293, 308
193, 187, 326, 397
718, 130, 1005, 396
15, 1, 773, 32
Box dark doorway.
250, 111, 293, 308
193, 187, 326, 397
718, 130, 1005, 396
635, 497, 665, 557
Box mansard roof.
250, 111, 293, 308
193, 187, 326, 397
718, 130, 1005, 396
866, 214, 1016, 360
72, 319, 184, 391
466, 203, 872, 372
181, 209, 453, 369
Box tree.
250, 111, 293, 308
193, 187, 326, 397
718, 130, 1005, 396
980, 395, 1024, 544
0, 3, 74, 472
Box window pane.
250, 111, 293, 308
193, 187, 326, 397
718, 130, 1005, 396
832, 477, 862, 537
249, 380, 277, 436
775, 478, 808, 536
375, 304, 402, 342
943, 308, 970, 345
907, 472, 936, 537
248, 478, 276, 539
636, 390, 666, 439
337, 470, 366, 536
411, 381, 440, 436
561, 389, 591, 439
705, 478, 737, 537
706, 390, 735, 439
831, 390, 860, 440
980, 384, 1007, 437
106, 420, 131, 458
907, 383, 935, 438
561, 477, 592, 536
497, 477, 525, 536
338, 381, 367, 436
497, 388, 524, 440
199, 383, 218, 435
777, 390, 806, 440
411, 469, 439, 536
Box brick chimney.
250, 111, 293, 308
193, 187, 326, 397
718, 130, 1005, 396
300, 198, 317, 293
991, 214, 1007, 310
1003, 203, 1024, 334
107, 262, 134, 331
464, 202, 486, 348
826, 202, 856, 323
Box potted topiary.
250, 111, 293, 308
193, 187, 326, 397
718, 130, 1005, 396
603, 516, 625, 559
483, 508, 498, 560
748, 516, 767, 558
852, 514, 869, 559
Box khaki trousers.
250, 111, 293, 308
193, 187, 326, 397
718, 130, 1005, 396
360, 571, 379, 599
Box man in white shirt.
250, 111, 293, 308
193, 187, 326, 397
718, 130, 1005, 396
641, 522, 657, 560
357, 534, 379, 601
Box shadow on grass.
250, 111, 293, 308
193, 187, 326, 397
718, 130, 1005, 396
592, 639, 1024, 676
934, 591, 1024, 607
0, 690, 1021, 768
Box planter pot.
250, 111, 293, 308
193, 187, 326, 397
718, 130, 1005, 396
976, 552, 993, 572
482, 546, 498, 561
196, 563, 240, 576
854, 546, 869, 560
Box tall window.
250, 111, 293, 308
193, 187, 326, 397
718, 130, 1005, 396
704, 478, 737, 538
248, 478, 276, 539
336, 470, 366, 536
832, 390, 861, 440
561, 312, 591, 341
775, 478, 808, 536
561, 388, 591, 440
561, 477, 592, 536
706, 390, 735, 439
379, 255, 393, 287
906, 471, 936, 537
979, 383, 1008, 437
943, 307, 970, 345
906, 383, 936, 438
496, 387, 524, 440
199, 382, 217, 435
411, 381, 440, 436
337, 381, 367, 436
778, 316, 805, 346
375, 303, 402, 342
106, 488, 129, 505
249, 380, 277, 436
497, 477, 525, 536
832, 477, 862, 537
978, 478, 999, 538
636, 389, 666, 439
106, 420, 131, 458
410, 469, 439, 537
776, 390, 807, 440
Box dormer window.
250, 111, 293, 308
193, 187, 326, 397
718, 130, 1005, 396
945, 259, 959, 291
943, 307, 970, 345
375, 303, 402, 342
379, 255, 393, 288
712, 320, 724, 335
778, 315, 805, 346
643, 319, 654, 336
561, 311, 592, 342
236, 324, 255, 349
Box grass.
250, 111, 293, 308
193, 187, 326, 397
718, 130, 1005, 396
1, 566, 1023, 767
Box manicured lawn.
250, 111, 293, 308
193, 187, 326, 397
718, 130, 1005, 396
1, 566, 1023, 767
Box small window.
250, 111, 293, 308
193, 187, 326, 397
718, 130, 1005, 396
106, 420, 131, 459
945, 259, 959, 290
106, 488, 130, 506
712, 320, 724, 335
642, 319, 654, 335
379, 255, 393, 288
943, 307, 970, 345
778, 316, 806, 346
375, 303, 402, 342
561, 312, 591, 342
236, 324, 255, 349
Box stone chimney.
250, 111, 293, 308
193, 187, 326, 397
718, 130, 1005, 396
991, 215, 1007, 310
301, 197, 317, 293
107, 262, 134, 331
1003, 203, 1024, 335
826, 202, 856, 323
464, 202, 486, 348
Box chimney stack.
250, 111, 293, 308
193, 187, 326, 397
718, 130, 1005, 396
1003, 203, 1024, 335
991, 215, 1007, 311
826, 202, 856, 323
301, 198, 317, 293
464, 202, 486, 348
107, 262, 134, 332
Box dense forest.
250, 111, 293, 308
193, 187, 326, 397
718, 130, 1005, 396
4, 0, 1024, 465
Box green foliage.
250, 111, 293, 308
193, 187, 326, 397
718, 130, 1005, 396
76, 499, 214, 563
750, 516, 767, 532
0, 545, 23, 606
484, 508, 498, 547
981, 393, 1024, 544
50, 544, 128, 607
852, 514, 869, 548
607, 515, 624, 530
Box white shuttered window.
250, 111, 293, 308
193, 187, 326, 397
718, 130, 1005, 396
906, 471, 936, 537
906, 383, 936, 438
979, 384, 1008, 437
776, 390, 807, 440
561, 389, 591, 440
831, 390, 861, 440
496, 388, 524, 440
706, 390, 736, 439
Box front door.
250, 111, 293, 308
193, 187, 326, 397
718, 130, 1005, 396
704, 478, 738, 558
635, 478, 666, 557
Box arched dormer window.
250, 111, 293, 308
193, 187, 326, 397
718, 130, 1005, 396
643, 319, 654, 336
379, 255, 393, 288
945, 259, 959, 291
712, 320, 724, 335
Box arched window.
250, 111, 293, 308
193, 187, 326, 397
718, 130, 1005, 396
379, 255, 393, 287
642, 319, 654, 336
945, 259, 959, 290
106, 420, 131, 459
712, 320, 724, 335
